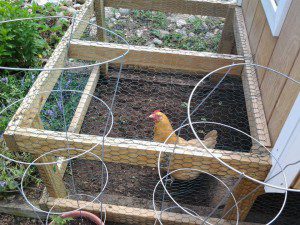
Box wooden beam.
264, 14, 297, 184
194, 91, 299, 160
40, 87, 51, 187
45, 197, 262, 225
105, 0, 237, 18
233, 6, 271, 149
69, 40, 244, 75
0, 200, 47, 219
11, 127, 271, 181
222, 178, 264, 221
68, 66, 100, 133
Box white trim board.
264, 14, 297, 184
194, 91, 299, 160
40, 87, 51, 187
261, 0, 292, 36
265, 93, 300, 193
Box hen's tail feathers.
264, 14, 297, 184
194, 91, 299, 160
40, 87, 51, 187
186, 130, 218, 149
204, 130, 218, 140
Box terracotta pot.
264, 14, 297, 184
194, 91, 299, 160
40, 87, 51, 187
49, 210, 104, 225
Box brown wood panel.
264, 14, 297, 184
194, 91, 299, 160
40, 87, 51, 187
268, 51, 300, 143
254, 22, 277, 85
249, 1, 266, 55
105, 0, 236, 18
245, 0, 259, 33
260, 0, 300, 121
292, 173, 300, 189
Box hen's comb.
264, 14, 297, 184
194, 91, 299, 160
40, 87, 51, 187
153, 110, 161, 114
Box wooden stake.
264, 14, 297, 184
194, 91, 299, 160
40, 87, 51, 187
94, 0, 108, 76
32, 115, 67, 198
219, 7, 235, 54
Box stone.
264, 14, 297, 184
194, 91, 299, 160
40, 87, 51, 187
60, 5, 68, 11
153, 38, 163, 45
188, 15, 196, 21
115, 12, 121, 19
176, 19, 187, 28
34, 0, 61, 6
119, 8, 131, 16
205, 32, 214, 39
214, 28, 220, 35
202, 22, 209, 30
105, 8, 114, 18
56, 11, 64, 17
73, 4, 82, 10
188, 32, 195, 38
175, 28, 187, 37
90, 17, 96, 24
136, 30, 143, 38
67, 7, 76, 14
76, 0, 86, 4
158, 29, 170, 38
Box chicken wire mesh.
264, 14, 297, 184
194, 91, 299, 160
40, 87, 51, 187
0, 6, 300, 225
0, 15, 127, 225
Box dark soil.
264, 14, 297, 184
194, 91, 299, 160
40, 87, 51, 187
0, 213, 41, 225
64, 159, 227, 218
81, 67, 252, 152
75, 67, 252, 217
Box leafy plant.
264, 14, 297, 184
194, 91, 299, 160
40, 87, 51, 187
51, 216, 74, 225
0, 72, 38, 133
0, 138, 42, 193
0, 0, 70, 193
0, 0, 49, 68
133, 10, 168, 29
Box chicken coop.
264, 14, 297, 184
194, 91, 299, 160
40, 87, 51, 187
3, 0, 300, 224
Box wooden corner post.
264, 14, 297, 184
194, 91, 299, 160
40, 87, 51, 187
219, 6, 235, 54
32, 115, 67, 199
94, 0, 108, 76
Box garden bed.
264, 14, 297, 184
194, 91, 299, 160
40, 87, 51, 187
59, 65, 254, 219
81, 67, 251, 152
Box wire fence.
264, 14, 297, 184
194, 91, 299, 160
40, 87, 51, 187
0, 14, 300, 225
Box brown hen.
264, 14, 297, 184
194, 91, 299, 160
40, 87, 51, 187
149, 110, 218, 180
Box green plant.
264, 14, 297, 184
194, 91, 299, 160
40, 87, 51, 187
0, 138, 42, 193
0, 72, 38, 133
188, 17, 204, 34
127, 35, 147, 45
0, 0, 49, 68
133, 10, 167, 29
51, 216, 74, 225
0, 1, 70, 193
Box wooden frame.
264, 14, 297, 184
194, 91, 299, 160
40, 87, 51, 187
105, 0, 237, 18
3, 0, 273, 224
69, 40, 244, 75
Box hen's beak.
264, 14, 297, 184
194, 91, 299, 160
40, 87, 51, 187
149, 114, 154, 118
